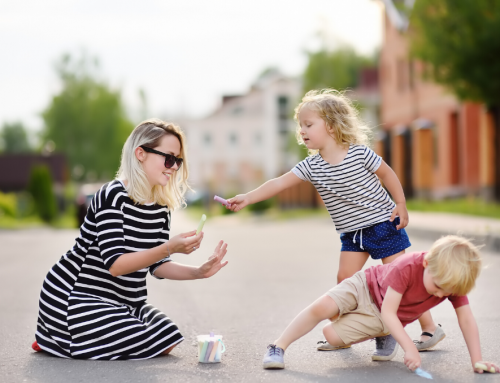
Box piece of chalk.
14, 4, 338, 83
414, 367, 433, 379
214, 195, 228, 206
475, 363, 496, 373
196, 214, 206, 235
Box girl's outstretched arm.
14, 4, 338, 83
227, 172, 303, 212
153, 240, 228, 280
374, 161, 409, 229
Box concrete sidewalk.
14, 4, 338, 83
406, 211, 500, 253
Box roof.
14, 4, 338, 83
379, 0, 415, 31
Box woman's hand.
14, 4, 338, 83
474, 361, 500, 374
197, 240, 228, 278
226, 194, 250, 212
167, 230, 203, 255
404, 348, 421, 371
390, 203, 409, 230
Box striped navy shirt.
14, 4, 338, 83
292, 145, 395, 233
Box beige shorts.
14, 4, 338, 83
326, 271, 390, 345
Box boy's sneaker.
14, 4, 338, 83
317, 340, 352, 351
371, 334, 399, 361
414, 324, 446, 351
263, 344, 285, 369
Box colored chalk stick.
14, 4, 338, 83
475, 363, 497, 373
196, 214, 206, 235
208, 340, 219, 362
214, 195, 228, 206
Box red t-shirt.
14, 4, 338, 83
364, 251, 469, 327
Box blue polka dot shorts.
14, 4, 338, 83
340, 217, 411, 260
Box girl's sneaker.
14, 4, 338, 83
316, 340, 352, 351
414, 324, 446, 351
263, 344, 285, 369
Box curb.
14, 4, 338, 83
406, 227, 500, 254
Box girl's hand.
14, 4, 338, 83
197, 240, 228, 278
404, 348, 421, 371
474, 361, 500, 374
390, 203, 409, 230
168, 230, 203, 255
226, 194, 250, 212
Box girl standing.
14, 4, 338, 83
34, 119, 228, 360
227, 89, 443, 359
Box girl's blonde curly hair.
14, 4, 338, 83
294, 89, 372, 155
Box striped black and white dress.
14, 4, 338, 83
36, 180, 184, 360
292, 145, 396, 233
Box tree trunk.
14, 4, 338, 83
490, 105, 500, 201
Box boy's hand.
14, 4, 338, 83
226, 194, 250, 212
197, 240, 228, 278
404, 348, 421, 371
474, 361, 500, 374
390, 203, 409, 229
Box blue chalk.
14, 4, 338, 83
415, 367, 433, 379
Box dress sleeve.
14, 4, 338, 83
292, 157, 312, 182
362, 146, 382, 173
94, 192, 126, 270
150, 210, 172, 279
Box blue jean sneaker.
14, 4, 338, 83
263, 344, 285, 369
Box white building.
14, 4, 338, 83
181, 70, 302, 196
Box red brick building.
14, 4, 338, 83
377, 0, 496, 200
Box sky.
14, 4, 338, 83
0, 0, 383, 131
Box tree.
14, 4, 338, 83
409, 0, 500, 199
303, 47, 375, 93
0, 122, 32, 153
42, 53, 134, 181
27, 165, 57, 222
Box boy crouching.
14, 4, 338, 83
263, 235, 499, 374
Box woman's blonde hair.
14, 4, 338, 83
425, 235, 482, 296
294, 89, 372, 155
116, 118, 190, 209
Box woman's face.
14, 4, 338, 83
137, 134, 182, 189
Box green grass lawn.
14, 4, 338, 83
406, 198, 500, 219
185, 198, 500, 222
0, 207, 78, 230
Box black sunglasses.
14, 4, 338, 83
140, 146, 183, 170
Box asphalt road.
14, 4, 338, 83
1, 211, 499, 383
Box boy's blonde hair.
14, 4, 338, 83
117, 118, 190, 209
425, 235, 482, 296
294, 89, 372, 155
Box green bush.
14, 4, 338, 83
0, 191, 17, 217
248, 197, 275, 213
27, 165, 57, 222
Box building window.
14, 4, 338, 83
278, 96, 289, 134
229, 132, 238, 146
203, 133, 211, 146
254, 132, 262, 145
232, 106, 243, 115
